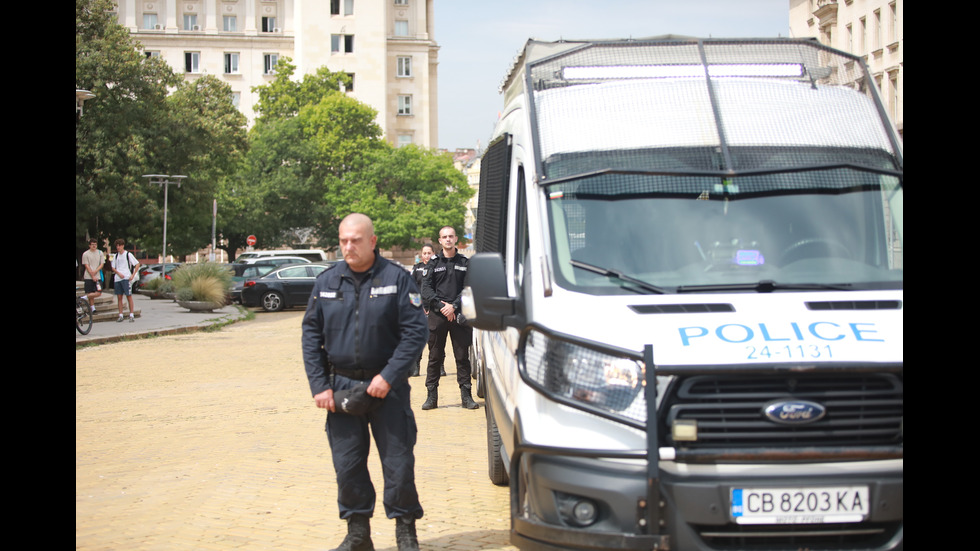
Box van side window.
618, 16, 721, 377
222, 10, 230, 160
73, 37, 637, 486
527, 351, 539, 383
475, 134, 512, 260
514, 167, 529, 290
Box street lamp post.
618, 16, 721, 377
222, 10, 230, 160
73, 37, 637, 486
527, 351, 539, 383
143, 174, 187, 280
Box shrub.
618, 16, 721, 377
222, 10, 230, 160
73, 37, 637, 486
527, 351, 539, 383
172, 262, 232, 304
176, 286, 195, 302
142, 277, 164, 291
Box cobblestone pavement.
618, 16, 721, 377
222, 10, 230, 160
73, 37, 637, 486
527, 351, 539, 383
76, 310, 518, 551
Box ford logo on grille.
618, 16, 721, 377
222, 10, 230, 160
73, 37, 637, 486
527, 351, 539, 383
763, 400, 826, 425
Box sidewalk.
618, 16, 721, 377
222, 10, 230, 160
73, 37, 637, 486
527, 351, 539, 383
75, 291, 251, 345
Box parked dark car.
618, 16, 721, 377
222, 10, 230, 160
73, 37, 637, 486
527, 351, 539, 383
228, 264, 278, 304
240, 262, 336, 312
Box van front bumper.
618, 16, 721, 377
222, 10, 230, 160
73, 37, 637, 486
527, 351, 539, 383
510, 449, 903, 551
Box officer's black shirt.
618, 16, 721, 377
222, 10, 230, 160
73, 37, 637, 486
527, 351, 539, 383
301, 255, 427, 397
420, 249, 469, 316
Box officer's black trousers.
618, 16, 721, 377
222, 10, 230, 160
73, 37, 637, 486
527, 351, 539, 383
425, 313, 472, 389
326, 375, 423, 520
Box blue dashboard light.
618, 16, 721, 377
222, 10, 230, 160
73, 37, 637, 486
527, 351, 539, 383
735, 250, 764, 266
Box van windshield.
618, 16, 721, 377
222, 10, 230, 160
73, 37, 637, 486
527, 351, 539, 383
546, 157, 902, 295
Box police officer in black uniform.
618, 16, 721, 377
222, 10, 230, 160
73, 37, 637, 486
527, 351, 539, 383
419, 226, 479, 411
410, 243, 436, 377
302, 213, 428, 551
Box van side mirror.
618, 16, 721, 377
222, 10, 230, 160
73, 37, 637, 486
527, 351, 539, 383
461, 253, 519, 331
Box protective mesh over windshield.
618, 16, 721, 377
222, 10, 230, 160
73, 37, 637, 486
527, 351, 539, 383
525, 39, 900, 179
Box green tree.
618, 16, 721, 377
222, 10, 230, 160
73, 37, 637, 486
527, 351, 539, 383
346, 145, 472, 250
157, 76, 247, 255
219, 60, 382, 258
76, 0, 246, 262
218, 59, 471, 258
76, 0, 179, 255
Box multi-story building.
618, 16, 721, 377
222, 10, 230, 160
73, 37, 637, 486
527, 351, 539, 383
447, 148, 481, 254
112, 0, 438, 148
789, 0, 903, 138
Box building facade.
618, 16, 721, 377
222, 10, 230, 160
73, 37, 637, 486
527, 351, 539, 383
789, 0, 903, 138
113, 0, 438, 147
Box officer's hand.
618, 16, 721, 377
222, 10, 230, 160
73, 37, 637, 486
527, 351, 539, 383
314, 389, 335, 412
440, 301, 455, 322
367, 374, 391, 399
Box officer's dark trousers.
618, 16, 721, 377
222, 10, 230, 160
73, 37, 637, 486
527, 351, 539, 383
425, 313, 472, 389
326, 375, 423, 520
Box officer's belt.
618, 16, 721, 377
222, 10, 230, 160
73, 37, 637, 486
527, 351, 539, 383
333, 368, 381, 381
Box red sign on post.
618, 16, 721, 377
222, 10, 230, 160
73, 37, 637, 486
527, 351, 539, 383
246, 235, 257, 246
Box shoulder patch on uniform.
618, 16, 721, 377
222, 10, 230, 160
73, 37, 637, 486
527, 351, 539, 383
409, 293, 422, 307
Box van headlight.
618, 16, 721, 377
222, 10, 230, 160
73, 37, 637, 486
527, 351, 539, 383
523, 329, 646, 424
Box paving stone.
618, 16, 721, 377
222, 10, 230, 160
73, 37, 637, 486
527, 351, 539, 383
76, 311, 518, 550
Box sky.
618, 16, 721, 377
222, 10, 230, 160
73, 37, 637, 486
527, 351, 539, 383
435, 0, 791, 151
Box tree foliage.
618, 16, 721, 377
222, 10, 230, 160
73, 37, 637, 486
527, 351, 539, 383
76, 0, 246, 262
218, 59, 471, 258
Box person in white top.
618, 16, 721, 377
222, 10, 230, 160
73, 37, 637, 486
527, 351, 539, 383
80, 238, 105, 312
111, 238, 141, 322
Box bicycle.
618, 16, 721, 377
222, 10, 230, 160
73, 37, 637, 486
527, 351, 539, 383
76, 294, 94, 335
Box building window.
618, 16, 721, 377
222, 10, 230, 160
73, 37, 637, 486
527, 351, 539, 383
394, 20, 409, 37
888, 71, 899, 122
859, 17, 866, 55
262, 17, 277, 33
331, 34, 355, 53
845, 23, 853, 53
342, 73, 355, 92
264, 54, 279, 75
889, 2, 897, 42
397, 56, 412, 77
394, 0, 408, 5
873, 10, 881, 50
183, 14, 199, 31
398, 95, 413, 116
331, 0, 354, 15
144, 50, 161, 59
224, 53, 240, 74
143, 13, 159, 29
223, 15, 237, 32
184, 52, 201, 73
397, 134, 413, 147
231, 92, 241, 108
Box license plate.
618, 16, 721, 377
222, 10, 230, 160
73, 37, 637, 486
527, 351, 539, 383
731, 486, 869, 524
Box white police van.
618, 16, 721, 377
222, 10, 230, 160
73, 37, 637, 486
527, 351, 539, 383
462, 37, 902, 550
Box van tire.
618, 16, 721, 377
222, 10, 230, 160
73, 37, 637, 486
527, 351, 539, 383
487, 407, 509, 486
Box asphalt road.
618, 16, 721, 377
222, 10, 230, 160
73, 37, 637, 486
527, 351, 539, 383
76, 309, 517, 551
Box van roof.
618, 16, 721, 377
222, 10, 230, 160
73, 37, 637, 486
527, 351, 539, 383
499, 37, 902, 179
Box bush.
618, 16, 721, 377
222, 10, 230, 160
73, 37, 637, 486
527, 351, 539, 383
176, 286, 195, 302
172, 262, 232, 304
142, 277, 164, 291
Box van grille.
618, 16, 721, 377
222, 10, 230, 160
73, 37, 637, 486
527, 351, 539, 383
695, 521, 902, 550
662, 373, 903, 449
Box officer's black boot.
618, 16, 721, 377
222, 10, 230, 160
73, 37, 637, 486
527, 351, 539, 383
421, 388, 438, 410
460, 386, 479, 410
395, 517, 420, 551
331, 514, 374, 551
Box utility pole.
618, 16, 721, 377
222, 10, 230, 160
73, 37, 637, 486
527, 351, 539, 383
143, 174, 187, 278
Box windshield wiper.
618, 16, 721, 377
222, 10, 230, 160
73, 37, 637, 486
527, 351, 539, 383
675, 280, 853, 293
570, 259, 666, 294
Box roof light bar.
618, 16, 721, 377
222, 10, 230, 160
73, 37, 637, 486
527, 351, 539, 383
562, 63, 804, 80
